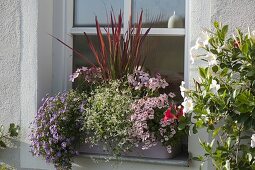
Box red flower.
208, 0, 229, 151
163, 105, 185, 123
164, 106, 177, 122
177, 106, 184, 119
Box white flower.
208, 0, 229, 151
247, 27, 255, 41
201, 31, 210, 47
182, 97, 194, 113
194, 37, 204, 49
210, 79, 220, 95
189, 46, 198, 64
251, 134, 255, 148
225, 160, 230, 170
179, 81, 186, 98
194, 31, 210, 49
249, 29, 255, 42
206, 52, 217, 66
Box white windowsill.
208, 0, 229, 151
79, 152, 190, 167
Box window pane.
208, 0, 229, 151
73, 35, 102, 70
132, 0, 185, 28
74, 0, 124, 27
142, 36, 184, 99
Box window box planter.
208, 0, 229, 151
80, 140, 184, 159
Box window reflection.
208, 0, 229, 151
74, 0, 123, 27
132, 0, 185, 28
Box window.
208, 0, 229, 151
53, 0, 190, 164
71, 0, 189, 97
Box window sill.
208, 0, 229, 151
79, 153, 190, 167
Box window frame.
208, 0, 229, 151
52, 0, 190, 93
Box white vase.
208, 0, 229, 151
168, 11, 184, 28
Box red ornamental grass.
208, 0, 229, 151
84, 10, 151, 80
52, 10, 150, 80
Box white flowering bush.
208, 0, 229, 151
83, 80, 135, 156
185, 22, 255, 169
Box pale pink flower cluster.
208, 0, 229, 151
69, 67, 102, 83
159, 119, 177, 153
128, 70, 168, 91
130, 94, 169, 150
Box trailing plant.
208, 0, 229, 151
128, 70, 190, 153
30, 90, 87, 170
130, 87, 190, 154
186, 22, 255, 169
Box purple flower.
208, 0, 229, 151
29, 91, 86, 169
56, 151, 62, 157
128, 69, 168, 91
61, 142, 67, 148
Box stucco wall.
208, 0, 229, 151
211, 0, 255, 32
0, 0, 255, 169
0, 0, 20, 129
0, 0, 21, 167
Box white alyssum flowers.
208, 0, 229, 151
251, 134, 255, 148
182, 97, 194, 113
210, 79, 220, 95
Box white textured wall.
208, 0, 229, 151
0, 0, 21, 168
211, 0, 255, 32
0, 0, 20, 129
20, 0, 54, 169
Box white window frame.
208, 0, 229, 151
52, 0, 190, 93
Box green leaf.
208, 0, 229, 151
193, 156, 204, 161
8, 123, 19, 137
193, 125, 198, 134
178, 123, 186, 130
213, 127, 221, 138
246, 70, 255, 78
220, 68, 228, 77
196, 120, 204, 128
222, 25, 229, 39
242, 43, 249, 56
212, 65, 218, 73
0, 140, 7, 148
199, 68, 206, 79
214, 21, 219, 28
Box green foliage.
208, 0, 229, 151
188, 21, 255, 169
0, 163, 15, 170
0, 124, 19, 149
0, 123, 19, 170
83, 80, 135, 156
